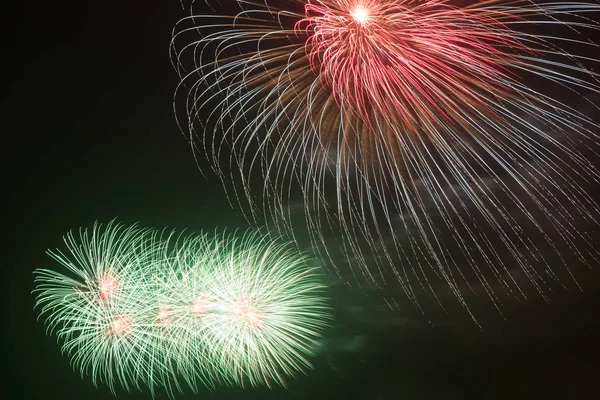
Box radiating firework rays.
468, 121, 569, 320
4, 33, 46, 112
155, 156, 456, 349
171, 0, 600, 318
33, 221, 331, 397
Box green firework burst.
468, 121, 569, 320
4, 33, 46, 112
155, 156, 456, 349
33, 221, 331, 397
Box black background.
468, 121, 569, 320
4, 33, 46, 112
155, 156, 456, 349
4, 1, 600, 399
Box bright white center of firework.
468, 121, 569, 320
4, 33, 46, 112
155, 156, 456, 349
157, 307, 170, 321
192, 296, 209, 315
232, 297, 263, 326
99, 274, 118, 300
350, 6, 369, 24
110, 315, 131, 336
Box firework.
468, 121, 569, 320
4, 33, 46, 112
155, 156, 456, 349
33, 221, 331, 396
171, 0, 600, 318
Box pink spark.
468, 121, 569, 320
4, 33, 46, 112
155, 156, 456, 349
191, 295, 210, 315
231, 297, 264, 327
98, 273, 119, 300
156, 307, 172, 322
109, 315, 131, 336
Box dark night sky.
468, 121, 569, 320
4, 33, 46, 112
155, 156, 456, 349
4, 1, 600, 399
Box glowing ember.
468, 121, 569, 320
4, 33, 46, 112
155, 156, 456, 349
231, 297, 263, 326
109, 315, 131, 336
98, 273, 119, 300
191, 295, 210, 315
350, 5, 369, 24
156, 307, 171, 321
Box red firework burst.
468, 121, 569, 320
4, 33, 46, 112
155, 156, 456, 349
299, 0, 529, 132
172, 0, 600, 319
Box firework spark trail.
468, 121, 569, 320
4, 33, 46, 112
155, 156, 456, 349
33, 221, 331, 397
171, 0, 600, 319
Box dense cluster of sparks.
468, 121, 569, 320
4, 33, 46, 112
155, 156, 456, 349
172, 0, 600, 318
33, 222, 330, 397
302, 0, 535, 133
